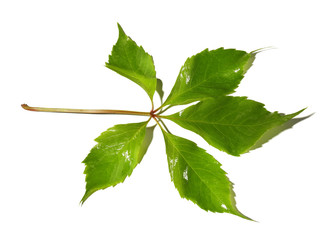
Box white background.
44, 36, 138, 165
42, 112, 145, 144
1, 0, 327, 239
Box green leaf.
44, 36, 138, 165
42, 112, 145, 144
138, 125, 156, 163
165, 97, 304, 156
105, 23, 157, 100
21, 22, 308, 220
162, 130, 251, 220
163, 48, 254, 107
81, 121, 150, 204
156, 78, 165, 104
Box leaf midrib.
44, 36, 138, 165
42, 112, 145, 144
165, 133, 226, 207
100, 122, 147, 182
165, 69, 238, 106
164, 51, 247, 106
115, 122, 147, 160
164, 115, 281, 127
108, 64, 156, 88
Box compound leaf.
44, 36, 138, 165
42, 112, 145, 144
165, 97, 304, 156
163, 48, 254, 107
162, 130, 251, 220
21, 22, 307, 220
81, 121, 150, 203
106, 23, 157, 100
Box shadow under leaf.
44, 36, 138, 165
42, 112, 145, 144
250, 113, 313, 151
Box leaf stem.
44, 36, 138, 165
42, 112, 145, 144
21, 104, 150, 116
157, 118, 171, 134
158, 105, 171, 114
152, 116, 165, 132
153, 104, 164, 113
153, 103, 171, 114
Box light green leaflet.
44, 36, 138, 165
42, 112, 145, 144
164, 97, 305, 156
162, 48, 255, 107
22, 23, 305, 220
106, 23, 157, 100
162, 131, 251, 220
81, 121, 153, 203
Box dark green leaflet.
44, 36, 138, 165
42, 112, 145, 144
165, 97, 304, 156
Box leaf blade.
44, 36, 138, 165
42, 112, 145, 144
106, 23, 157, 99
81, 121, 149, 203
163, 48, 254, 107
165, 97, 304, 156
162, 131, 250, 220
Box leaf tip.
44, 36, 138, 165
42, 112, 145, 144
286, 107, 308, 120
232, 209, 256, 221
251, 46, 276, 55
116, 22, 125, 36
80, 190, 93, 206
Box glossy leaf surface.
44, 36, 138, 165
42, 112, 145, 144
105, 24, 157, 99
81, 121, 150, 203
163, 48, 254, 107
166, 97, 304, 156
162, 130, 250, 220
20, 22, 308, 221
